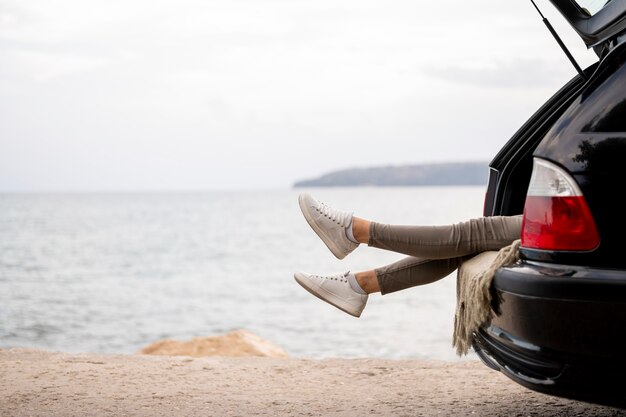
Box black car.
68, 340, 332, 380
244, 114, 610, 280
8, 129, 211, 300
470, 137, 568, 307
467, 0, 626, 408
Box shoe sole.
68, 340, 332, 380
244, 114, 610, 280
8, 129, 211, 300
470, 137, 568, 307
298, 194, 348, 260
294, 272, 363, 318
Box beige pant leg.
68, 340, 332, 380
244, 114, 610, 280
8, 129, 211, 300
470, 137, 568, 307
368, 215, 522, 260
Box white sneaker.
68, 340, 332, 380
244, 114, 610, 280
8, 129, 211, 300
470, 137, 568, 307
298, 193, 359, 260
294, 271, 368, 317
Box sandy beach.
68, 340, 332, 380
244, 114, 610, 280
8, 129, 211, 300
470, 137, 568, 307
2, 348, 625, 417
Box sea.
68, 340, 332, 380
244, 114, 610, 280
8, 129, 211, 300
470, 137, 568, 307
0, 187, 486, 361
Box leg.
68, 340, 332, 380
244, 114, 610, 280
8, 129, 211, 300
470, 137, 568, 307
295, 255, 466, 317
359, 215, 522, 260
353, 256, 466, 295
299, 192, 521, 261
353, 270, 380, 294
372, 255, 468, 295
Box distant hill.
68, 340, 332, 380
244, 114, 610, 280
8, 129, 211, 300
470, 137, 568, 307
293, 162, 489, 187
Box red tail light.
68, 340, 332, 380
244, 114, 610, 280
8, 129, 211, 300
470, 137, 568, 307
521, 158, 599, 251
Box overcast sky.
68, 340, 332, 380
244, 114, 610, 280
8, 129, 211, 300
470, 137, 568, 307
0, 0, 600, 191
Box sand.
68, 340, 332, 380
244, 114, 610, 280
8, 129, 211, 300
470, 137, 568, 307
2, 348, 626, 417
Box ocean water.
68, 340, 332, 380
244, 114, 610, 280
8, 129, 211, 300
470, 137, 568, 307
0, 187, 486, 361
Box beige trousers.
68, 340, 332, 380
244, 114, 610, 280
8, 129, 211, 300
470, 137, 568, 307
369, 215, 522, 294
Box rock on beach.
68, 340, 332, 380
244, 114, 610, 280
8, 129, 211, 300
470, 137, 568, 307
138, 329, 289, 358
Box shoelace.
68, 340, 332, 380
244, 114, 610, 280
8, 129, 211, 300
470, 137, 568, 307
314, 271, 349, 283
316, 202, 352, 228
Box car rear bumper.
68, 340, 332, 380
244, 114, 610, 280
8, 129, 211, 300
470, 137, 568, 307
473, 260, 626, 407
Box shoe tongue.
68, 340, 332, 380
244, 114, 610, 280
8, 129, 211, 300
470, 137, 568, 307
334, 210, 352, 227
320, 203, 351, 227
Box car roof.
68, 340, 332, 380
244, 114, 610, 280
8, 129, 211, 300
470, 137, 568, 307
550, 0, 626, 47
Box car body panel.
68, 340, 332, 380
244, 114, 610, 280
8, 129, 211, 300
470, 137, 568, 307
535, 48, 626, 175
493, 263, 626, 358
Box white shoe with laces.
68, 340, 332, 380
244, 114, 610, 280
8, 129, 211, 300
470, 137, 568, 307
294, 271, 368, 317
298, 193, 359, 260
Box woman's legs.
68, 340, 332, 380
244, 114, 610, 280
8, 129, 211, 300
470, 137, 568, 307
351, 215, 521, 296
352, 215, 522, 260
295, 193, 523, 316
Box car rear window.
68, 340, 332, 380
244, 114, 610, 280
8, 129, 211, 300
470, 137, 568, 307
576, 0, 612, 16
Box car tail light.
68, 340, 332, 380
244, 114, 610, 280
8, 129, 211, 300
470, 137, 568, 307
521, 158, 599, 251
